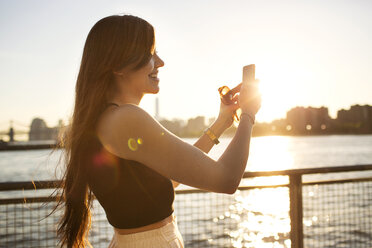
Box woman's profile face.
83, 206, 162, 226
123, 51, 165, 95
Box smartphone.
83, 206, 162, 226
243, 64, 255, 84
218, 64, 255, 123
218, 64, 255, 105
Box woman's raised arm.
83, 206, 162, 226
97, 102, 255, 194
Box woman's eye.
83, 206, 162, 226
151, 49, 158, 56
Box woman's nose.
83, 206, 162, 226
155, 54, 165, 68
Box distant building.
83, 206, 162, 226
208, 117, 216, 126
287, 106, 331, 134
159, 119, 184, 136
185, 116, 206, 137
8, 127, 15, 142
29, 118, 60, 141
338, 105, 372, 123
337, 105, 372, 133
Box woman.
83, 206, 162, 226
57, 14, 261, 248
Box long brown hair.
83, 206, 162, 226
56, 15, 155, 248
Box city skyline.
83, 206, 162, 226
0, 101, 370, 126
1, 0, 372, 126
1, 103, 371, 142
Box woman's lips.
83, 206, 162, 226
149, 71, 159, 81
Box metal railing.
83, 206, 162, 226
1, 164, 372, 248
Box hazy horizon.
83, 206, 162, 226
1, 0, 371, 129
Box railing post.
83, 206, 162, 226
289, 174, 303, 248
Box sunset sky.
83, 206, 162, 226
0, 0, 371, 131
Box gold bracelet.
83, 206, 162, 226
204, 128, 220, 145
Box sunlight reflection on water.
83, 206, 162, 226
248, 136, 295, 171
224, 188, 291, 248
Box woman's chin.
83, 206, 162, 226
146, 86, 160, 94
144, 79, 160, 94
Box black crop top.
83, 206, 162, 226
84, 132, 175, 229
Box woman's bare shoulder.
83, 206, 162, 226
96, 104, 160, 157
97, 103, 150, 130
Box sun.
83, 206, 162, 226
254, 62, 301, 123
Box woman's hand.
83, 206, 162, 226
216, 91, 240, 129
239, 79, 261, 116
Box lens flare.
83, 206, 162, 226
128, 138, 138, 151
128, 138, 143, 151
92, 147, 119, 167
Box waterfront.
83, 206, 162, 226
1, 135, 372, 183
1, 135, 372, 247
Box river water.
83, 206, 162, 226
1, 135, 372, 182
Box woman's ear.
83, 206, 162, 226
112, 70, 127, 81
113, 71, 124, 76
113, 66, 131, 78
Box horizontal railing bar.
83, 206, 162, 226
302, 176, 372, 186
236, 183, 290, 190
176, 183, 292, 194
0, 196, 59, 205
0, 180, 60, 191
177, 177, 372, 194
0, 144, 59, 151
2, 177, 371, 204
1, 164, 371, 192
242, 164, 372, 177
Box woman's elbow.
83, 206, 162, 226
224, 182, 239, 195
218, 177, 240, 195
212, 163, 241, 194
